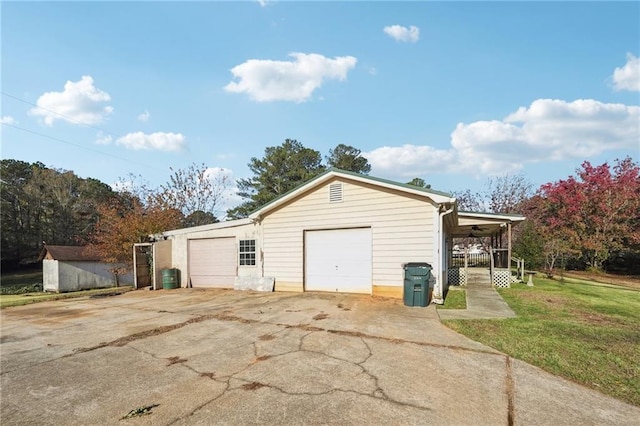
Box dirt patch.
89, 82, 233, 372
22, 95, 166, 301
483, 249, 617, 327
200, 372, 216, 379
166, 356, 187, 366
337, 303, 351, 311
313, 313, 329, 320
255, 355, 272, 362
242, 382, 266, 391
570, 310, 627, 327
258, 334, 276, 341
89, 292, 122, 299
517, 291, 570, 306
563, 271, 640, 289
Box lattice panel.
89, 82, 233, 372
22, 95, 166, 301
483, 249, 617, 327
447, 268, 466, 286
492, 270, 511, 288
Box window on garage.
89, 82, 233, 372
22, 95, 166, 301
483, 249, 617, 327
239, 239, 256, 266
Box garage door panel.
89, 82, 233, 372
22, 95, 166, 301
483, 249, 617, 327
305, 228, 372, 294
188, 238, 236, 288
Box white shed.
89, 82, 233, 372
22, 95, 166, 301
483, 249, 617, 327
40, 245, 132, 292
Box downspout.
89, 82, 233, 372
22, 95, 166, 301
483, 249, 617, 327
250, 216, 264, 278
433, 204, 455, 305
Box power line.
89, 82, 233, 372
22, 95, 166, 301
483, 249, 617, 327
1, 91, 114, 134
1, 122, 160, 170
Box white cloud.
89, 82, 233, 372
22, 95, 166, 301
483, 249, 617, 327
29, 76, 113, 126
612, 53, 640, 92
0, 116, 17, 125
116, 132, 186, 151
364, 145, 458, 178
95, 131, 113, 145
383, 25, 420, 43
224, 52, 358, 102
137, 110, 151, 122
257, 0, 268, 7
364, 98, 639, 178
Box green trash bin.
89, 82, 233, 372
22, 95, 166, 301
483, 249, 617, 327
403, 263, 432, 307
162, 268, 180, 290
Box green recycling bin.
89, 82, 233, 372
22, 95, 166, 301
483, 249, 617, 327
162, 268, 180, 290
403, 263, 432, 307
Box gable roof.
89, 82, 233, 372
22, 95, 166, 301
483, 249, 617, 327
39, 245, 101, 262
249, 168, 456, 220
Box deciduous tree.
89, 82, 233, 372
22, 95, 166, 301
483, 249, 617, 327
537, 157, 640, 271
158, 163, 229, 226
1, 160, 113, 268
88, 192, 183, 274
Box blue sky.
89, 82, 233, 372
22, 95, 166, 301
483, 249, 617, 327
2, 1, 639, 217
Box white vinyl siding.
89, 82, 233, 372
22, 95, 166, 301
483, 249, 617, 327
263, 177, 436, 289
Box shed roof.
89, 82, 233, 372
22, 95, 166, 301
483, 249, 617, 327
449, 211, 526, 238
39, 245, 101, 262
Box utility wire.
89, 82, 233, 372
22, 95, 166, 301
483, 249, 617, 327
1, 90, 161, 170
1, 122, 159, 170
1, 91, 115, 135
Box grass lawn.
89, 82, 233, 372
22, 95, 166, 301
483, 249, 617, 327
0, 287, 134, 308
443, 277, 640, 406
438, 287, 467, 309
1, 269, 43, 294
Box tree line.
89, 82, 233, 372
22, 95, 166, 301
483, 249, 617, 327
2, 140, 638, 275
0, 160, 228, 270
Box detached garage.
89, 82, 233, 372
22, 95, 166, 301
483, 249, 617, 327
250, 169, 455, 299
158, 169, 524, 302
160, 169, 456, 299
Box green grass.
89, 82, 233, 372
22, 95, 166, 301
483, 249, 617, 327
443, 277, 640, 406
438, 287, 467, 309
1, 270, 43, 294
2, 268, 134, 308
0, 286, 134, 308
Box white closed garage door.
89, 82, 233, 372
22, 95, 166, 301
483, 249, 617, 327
188, 238, 236, 288
305, 228, 372, 294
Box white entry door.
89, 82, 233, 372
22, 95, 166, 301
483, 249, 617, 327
305, 228, 372, 294
188, 238, 236, 288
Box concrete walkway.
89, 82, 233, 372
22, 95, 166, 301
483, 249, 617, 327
438, 285, 517, 320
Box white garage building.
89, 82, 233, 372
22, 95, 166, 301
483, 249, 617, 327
151, 169, 524, 303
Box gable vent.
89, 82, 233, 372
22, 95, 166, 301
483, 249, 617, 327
329, 183, 343, 203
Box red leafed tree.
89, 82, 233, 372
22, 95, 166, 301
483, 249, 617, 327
88, 192, 183, 276
537, 157, 640, 271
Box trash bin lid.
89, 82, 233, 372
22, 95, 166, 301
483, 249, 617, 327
403, 262, 432, 269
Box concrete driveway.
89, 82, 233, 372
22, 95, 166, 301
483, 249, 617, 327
1, 289, 638, 425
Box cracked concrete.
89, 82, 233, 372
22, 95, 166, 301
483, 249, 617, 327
1, 289, 639, 425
